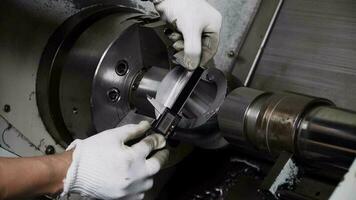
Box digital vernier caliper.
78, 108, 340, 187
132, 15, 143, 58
147, 66, 204, 138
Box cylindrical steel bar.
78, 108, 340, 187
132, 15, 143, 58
218, 87, 356, 169
297, 106, 356, 170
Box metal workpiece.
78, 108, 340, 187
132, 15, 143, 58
219, 87, 333, 154
250, 92, 332, 155
155, 67, 195, 112
297, 106, 356, 170
132, 66, 169, 117
218, 87, 270, 150
156, 66, 227, 129
219, 87, 356, 170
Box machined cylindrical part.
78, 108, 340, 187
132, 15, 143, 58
248, 92, 331, 154
218, 87, 356, 169
219, 87, 332, 155
217, 87, 268, 151
297, 106, 356, 170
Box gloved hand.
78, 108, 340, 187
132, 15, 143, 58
61, 121, 169, 200
154, 0, 222, 70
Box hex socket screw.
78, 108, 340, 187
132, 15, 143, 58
115, 60, 129, 76
107, 88, 121, 103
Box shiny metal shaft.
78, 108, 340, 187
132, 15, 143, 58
218, 87, 356, 169
298, 106, 356, 170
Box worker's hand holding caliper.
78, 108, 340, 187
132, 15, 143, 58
62, 0, 222, 199
62, 121, 168, 199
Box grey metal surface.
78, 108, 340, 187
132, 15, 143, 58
89, 22, 170, 134
0, 0, 76, 154
218, 87, 356, 170
155, 67, 195, 111
38, 6, 148, 145
0, 147, 17, 158
298, 106, 356, 170
156, 67, 227, 129
231, 0, 282, 84
59, 13, 144, 140
218, 87, 267, 150
0, 116, 43, 157
249, 0, 356, 111
244, 0, 284, 86
219, 87, 332, 155
134, 66, 169, 116
209, 0, 261, 73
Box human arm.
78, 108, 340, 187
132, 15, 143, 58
0, 121, 168, 200
0, 150, 72, 199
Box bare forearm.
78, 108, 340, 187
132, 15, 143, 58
0, 150, 72, 199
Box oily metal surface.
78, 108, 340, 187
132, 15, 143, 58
249, 0, 356, 111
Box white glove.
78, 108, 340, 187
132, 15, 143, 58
155, 0, 222, 70
61, 121, 169, 200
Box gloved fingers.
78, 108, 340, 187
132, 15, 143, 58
142, 179, 154, 191
154, 1, 166, 15
204, 9, 223, 33
145, 149, 169, 176
66, 139, 82, 151
119, 193, 145, 200
126, 179, 154, 195
172, 31, 219, 68
200, 32, 220, 68
137, 193, 145, 200
120, 121, 151, 142
131, 134, 166, 158
173, 51, 185, 66
172, 40, 184, 51
179, 24, 203, 70
168, 32, 182, 42
154, 1, 174, 23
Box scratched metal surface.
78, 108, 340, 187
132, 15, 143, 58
249, 0, 356, 111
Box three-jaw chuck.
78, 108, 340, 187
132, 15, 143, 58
37, 5, 228, 149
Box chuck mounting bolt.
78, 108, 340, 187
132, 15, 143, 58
107, 88, 121, 102
115, 60, 128, 76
